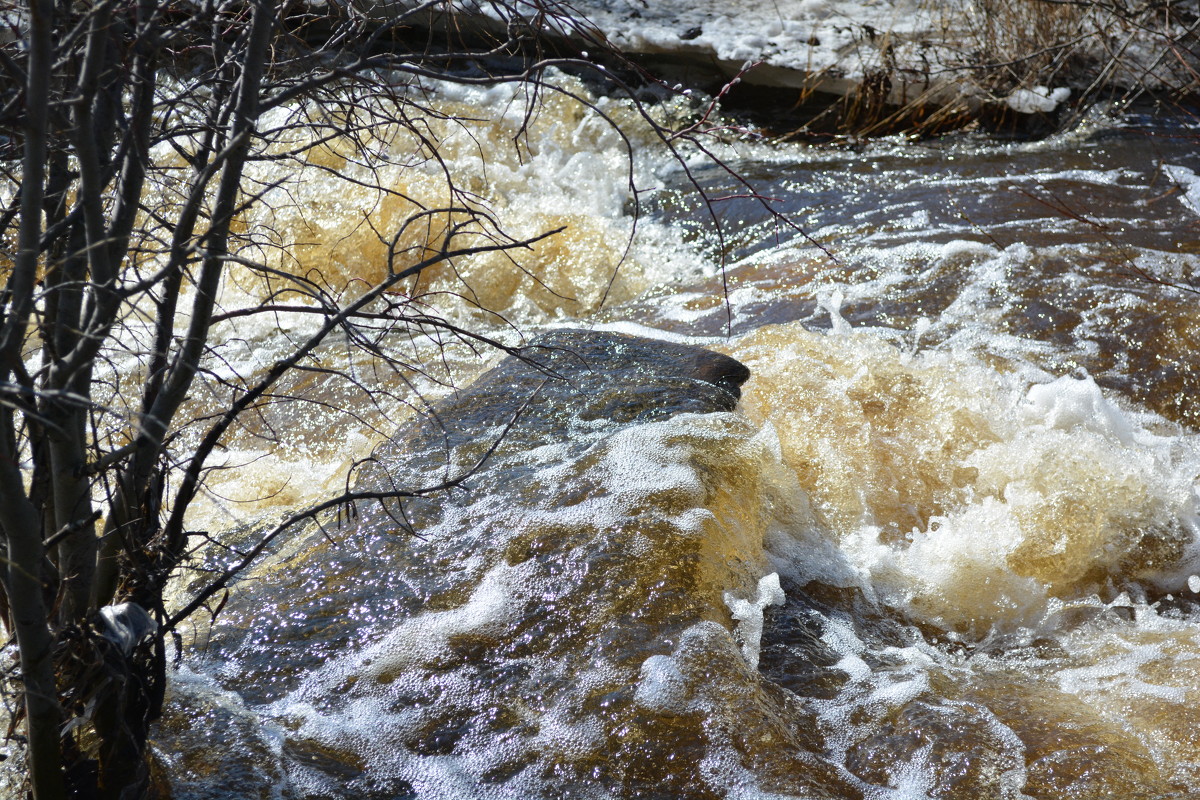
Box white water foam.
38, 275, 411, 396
733, 320, 1200, 633
724, 572, 786, 670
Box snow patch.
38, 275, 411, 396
1163, 164, 1200, 217
1005, 86, 1071, 114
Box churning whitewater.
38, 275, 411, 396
147, 71, 1200, 800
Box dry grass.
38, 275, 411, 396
779, 0, 1199, 138
960, 0, 1198, 101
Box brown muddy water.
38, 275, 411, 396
149, 81, 1200, 800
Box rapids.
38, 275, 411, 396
152, 77, 1200, 799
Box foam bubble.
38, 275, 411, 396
353, 562, 523, 680
1023, 374, 1139, 445
724, 572, 786, 670
634, 654, 689, 710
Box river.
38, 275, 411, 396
150, 75, 1200, 799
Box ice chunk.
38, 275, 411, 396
99, 602, 156, 655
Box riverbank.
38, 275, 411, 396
353, 0, 1197, 135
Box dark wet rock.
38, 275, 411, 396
758, 599, 849, 701
399, 328, 746, 443
358, 328, 750, 504
167, 329, 870, 799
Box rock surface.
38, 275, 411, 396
360, 328, 751, 498
163, 328, 865, 798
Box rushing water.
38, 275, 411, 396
151, 79, 1200, 799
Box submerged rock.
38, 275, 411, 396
358, 328, 751, 509
162, 328, 868, 799
338, 328, 754, 554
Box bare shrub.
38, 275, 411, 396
0, 0, 773, 796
